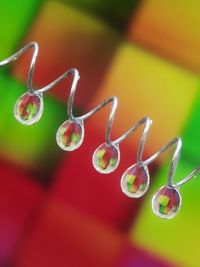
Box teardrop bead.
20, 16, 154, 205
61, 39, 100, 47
121, 164, 150, 198
152, 186, 181, 219
56, 120, 84, 151
92, 143, 120, 174
14, 92, 43, 125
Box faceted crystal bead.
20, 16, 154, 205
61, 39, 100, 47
152, 186, 181, 219
93, 143, 120, 174
121, 164, 149, 198
56, 120, 84, 151
14, 92, 43, 125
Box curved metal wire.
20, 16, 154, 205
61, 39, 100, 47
0, 41, 152, 153
113, 116, 152, 165
1, 41, 200, 185
0, 42, 117, 145
144, 137, 182, 186
0, 42, 38, 92
144, 137, 200, 188
175, 166, 200, 187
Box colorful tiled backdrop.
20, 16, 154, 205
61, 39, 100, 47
0, 1, 200, 266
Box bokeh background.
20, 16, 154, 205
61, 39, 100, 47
0, 1, 200, 266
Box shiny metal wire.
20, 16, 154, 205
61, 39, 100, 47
0, 41, 200, 185
144, 137, 200, 188
0, 42, 117, 145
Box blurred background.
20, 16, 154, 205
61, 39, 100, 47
0, 1, 200, 266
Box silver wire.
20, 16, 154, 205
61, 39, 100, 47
0, 42, 118, 145
0, 42, 38, 92
144, 137, 200, 187
78, 96, 118, 145
144, 137, 181, 186
175, 166, 200, 187
113, 117, 152, 165
1, 41, 200, 187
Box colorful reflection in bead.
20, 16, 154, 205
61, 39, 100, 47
152, 186, 181, 219
56, 120, 84, 151
121, 164, 149, 198
93, 143, 120, 174
14, 92, 43, 125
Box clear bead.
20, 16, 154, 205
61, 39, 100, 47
92, 143, 120, 174
121, 164, 150, 198
14, 92, 43, 125
56, 120, 84, 151
152, 186, 181, 219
